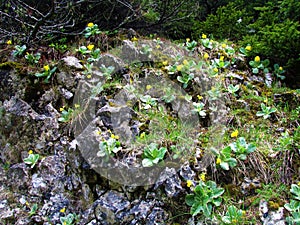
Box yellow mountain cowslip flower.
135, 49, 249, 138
213, 68, 218, 73
200, 173, 206, 182
222, 43, 226, 48
231, 129, 239, 138
60, 207, 66, 213
183, 59, 189, 65
245, 45, 252, 51
111, 134, 119, 139
146, 85, 152, 90
162, 61, 168, 66
202, 34, 207, 39
216, 157, 221, 164
74, 104, 80, 108
44, 65, 50, 71
203, 53, 209, 60
254, 56, 260, 62
186, 180, 193, 188
177, 64, 183, 71
220, 56, 224, 62
186, 38, 190, 42
87, 22, 94, 27
131, 36, 138, 42
28, 150, 33, 155
87, 44, 94, 51
6, 40, 12, 45
279, 66, 283, 71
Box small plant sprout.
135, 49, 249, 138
142, 143, 167, 167
23, 151, 40, 168
12, 44, 27, 57
34, 64, 57, 83
222, 205, 245, 224
140, 95, 157, 109
87, 47, 101, 62
284, 184, 300, 225
100, 64, 115, 79
229, 137, 256, 160
77, 46, 89, 55
227, 84, 240, 95
256, 103, 277, 119
84, 22, 101, 38
192, 102, 206, 117
185, 180, 224, 217
249, 56, 270, 74
25, 52, 41, 64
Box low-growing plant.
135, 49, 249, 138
221, 205, 245, 224
212, 146, 237, 171
227, 84, 240, 96
249, 56, 270, 74
192, 102, 206, 117
84, 22, 101, 38
100, 64, 115, 80
142, 143, 167, 167
284, 184, 300, 225
12, 44, 27, 57
256, 103, 277, 119
23, 152, 40, 168
25, 52, 41, 64
97, 136, 122, 161
34, 65, 57, 83
28, 203, 38, 217
185, 180, 224, 217
59, 213, 77, 225
185, 40, 197, 52
140, 95, 157, 110
273, 64, 285, 80
229, 137, 256, 160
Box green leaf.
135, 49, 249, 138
252, 68, 259, 74
142, 158, 154, 167
220, 161, 229, 170
185, 194, 195, 206
290, 184, 300, 200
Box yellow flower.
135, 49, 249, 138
43, 65, 50, 71
60, 207, 66, 213
146, 85, 152, 90
87, 74, 92, 79
87, 22, 94, 27
162, 61, 168, 66
177, 64, 183, 71
186, 180, 193, 188
220, 56, 224, 62
131, 36, 138, 42
87, 44, 94, 51
183, 59, 189, 65
63, 222, 67, 225
111, 134, 119, 139
254, 56, 260, 62
213, 68, 218, 73
297, 181, 300, 186
279, 66, 283, 71
28, 150, 33, 155
140, 132, 146, 139
186, 38, 190, 42
231, 129, 239, 138
203, 52, 209, 60
202, 34, 207, 39
197, 95, 203, 100
245, 45, 252, 51
6, 40, 12, 45
74, 104, 80, 108
96, 130, 101, 135
59, 106, 65, 112
200, 173, 206, 182
216, 157, 221, 164
222, 43, 226, 48
264, 98, 268, 103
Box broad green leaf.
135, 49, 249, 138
142, 158, 154, 167
185, 194, 195, 206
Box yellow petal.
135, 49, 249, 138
186, 180, 193, 188
254, 56, 260, 62
202, 34, 207, 39
6, 40, 12, 45
203, 53, 209, 60
231, 130, 239, 138
87, 22, 94, 27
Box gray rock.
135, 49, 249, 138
61, 56, 83, 70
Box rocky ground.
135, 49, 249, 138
0, 35, 299, 224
